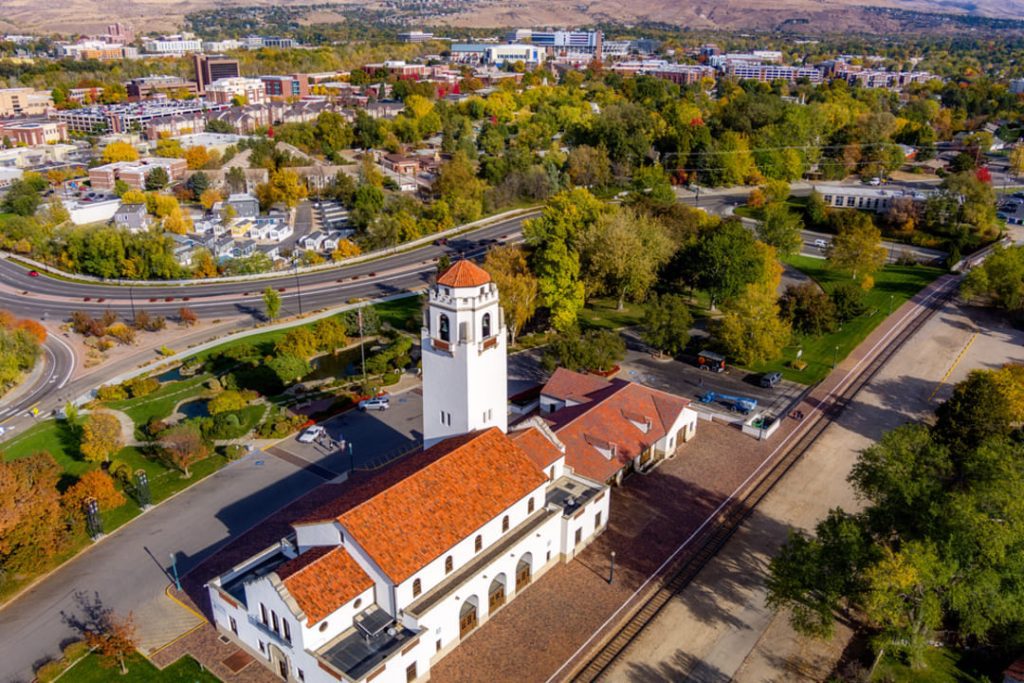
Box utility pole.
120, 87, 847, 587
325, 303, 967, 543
128, 285, 136, 325
293, 262, 303, 316
359, 305, 366, 383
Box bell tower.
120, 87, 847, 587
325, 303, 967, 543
421, 260, 508, 449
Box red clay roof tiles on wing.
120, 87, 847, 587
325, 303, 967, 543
436, 259, 492, 288
277, 546, 374, 626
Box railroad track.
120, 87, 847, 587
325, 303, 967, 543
570, 279, 957, 682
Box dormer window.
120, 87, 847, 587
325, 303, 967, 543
445, 555, 453, 574
482, 312, 491, 338
502, 515, 509, 533
439, 314, 450, 342
413, 578, 422, 597
474, 535, 482, 552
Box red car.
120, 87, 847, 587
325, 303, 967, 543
27, 270, 39, 277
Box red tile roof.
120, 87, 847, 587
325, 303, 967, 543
276, 546, 374, 626
542, 367, 623, 405
304, 428, 547, 584
437, 259, 491, 288
509, 424, 563, 470
542, 370, 691, 482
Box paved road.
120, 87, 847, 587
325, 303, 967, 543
0, 215, 530, 320
0, 334, 75, 428
0, 391, 424, 683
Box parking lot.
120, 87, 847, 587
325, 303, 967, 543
271, 389, 424, 475
619, 349, 805, 423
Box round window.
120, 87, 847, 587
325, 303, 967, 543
354, 598, 362, 609
319, 621, 329, 632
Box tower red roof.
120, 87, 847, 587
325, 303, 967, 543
437, 259, 491, 288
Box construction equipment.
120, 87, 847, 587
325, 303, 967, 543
698, 391, 758, 414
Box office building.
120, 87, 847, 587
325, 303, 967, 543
0, 87, 52, 117
193, 54, 242, 94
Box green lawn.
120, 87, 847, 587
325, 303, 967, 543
745, 256, 945, 384
106, 373, 212, 426
375, 295, 424, 332
62, 652, 221, 683
579, 297, 647, 331
872, 646, 995, 683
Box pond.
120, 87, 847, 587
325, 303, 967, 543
304, 348, 363, 382
177, 399, 210, 420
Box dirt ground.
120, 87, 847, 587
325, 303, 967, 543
601, 297, 1024, 682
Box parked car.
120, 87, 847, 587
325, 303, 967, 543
358, 396, 391, 411
759, 371, 783, 388
297, 425, 326, 444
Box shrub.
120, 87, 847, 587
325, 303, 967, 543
96, 384, 128, 401
62, 640, 91, 661
223, 444, 246, 460
35, 659, 68, 683
158, 345, 175, 356
830, 282, 868, 322
124, 376, 159, 398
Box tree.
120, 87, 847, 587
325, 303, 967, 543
199, 187, 222, 211
186, 171, 211, 198
805, 190, 830, 229
756, 202, 803, 256
567, 145, 612, 188
779, 282, 837, 336
962, 244, 1024, 311
162, 207, 191, 235
542, 329, 626, 373
314, 318, 348, 354
689, 220, 768, 308
80, 412, 123, 464
178, 307, 198, 326
62, 470, 125, 517
331, 239, 361, 261
82, 606, 139, 675
580, 208, 673, 309
159, 424, 208, 477
714, 281, 791, 365
435, 151, 486, 223
208, 390, 251, 415
263, 287, 281, 321
268, 354, 311, 385
0, 452, 65, 574
154, 139, 184, 158
226, 166, 247, 194
1, 178, 42, 216
483, 245, 538, 344
642, 293, 693, 357
1010, 145, 1024, 177
101, 141, 138, 163
184, 146, 211, 170
524, 188, 605, 331
144, 166, 169, 191
828, 216, 886, 288
275, 327, 318, 359
933, 367, 1024, 453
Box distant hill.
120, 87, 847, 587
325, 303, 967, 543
2, 0, 1023, 36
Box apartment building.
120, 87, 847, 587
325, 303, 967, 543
260, 74, 310, 101
143, 35, 202, 55
0, 121, 68, 145
724, 62, 823, 83
56, 101, 227, 135
88, 157, 188, 191
205, 78, 268, 106
0, 87, 52, 117
127, 76, 199, 100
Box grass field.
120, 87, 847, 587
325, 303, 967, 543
62, 653, 221, 683
578, 297, 646, 331
106, 373, 212, 426
746, 256, 945, 384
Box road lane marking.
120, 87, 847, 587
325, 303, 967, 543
928, 331, 978, 402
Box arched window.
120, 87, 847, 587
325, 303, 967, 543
528, 498, 535, 514
502, 515, 509, 532
474, 535, 482, 552
482, 312, 491, 338
439, 314, 450, 342
445, 556, 453, 574
412, 578, 422, 597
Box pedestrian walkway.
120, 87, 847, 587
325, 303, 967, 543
135, 587, 205, 656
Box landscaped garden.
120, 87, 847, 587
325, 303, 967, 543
57, 652, 221, 683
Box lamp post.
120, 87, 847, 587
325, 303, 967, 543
128, 284, 136, 326
134, 469, 151, 508
888, 294, 894, 314
833, 344, 839, 369
169, 552, 182, 591
609, 551, 616, 584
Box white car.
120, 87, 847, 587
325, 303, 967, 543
814, 238, 830, 250
297, 425, 326, 443
359, 396, 391, 411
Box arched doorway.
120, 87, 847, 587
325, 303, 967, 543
459, 596, 478, 639
268, 643, 289, 680
488, 574, 507, 613
516, 554, 532, 593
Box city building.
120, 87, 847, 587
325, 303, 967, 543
205, 77, 268, 106
0, 120, 68, 145
0, 87, 52, 117
814, 184, 931, 213
126, 76, 199, 101
60, 40, 137, 61
193, 54, 242, 95
206, 261, 611, 683
485, 44, 544, 65
607, 60, 715, 85
724, 63, 823, 83
203, 39, 245, 53
111, 202, 151, 232
173, 132, 245, 154
106, 23, 134, 44
88, 157, 188, 191
56, 101, 228, 135
245, 35, 296, 49
399, 31, 434, 43
260, 74, 310, 101
0, 166, 22, 188
517, 29, 603, 56
143, 35, 202, 55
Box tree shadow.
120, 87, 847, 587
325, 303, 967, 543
622, 649, 732, 683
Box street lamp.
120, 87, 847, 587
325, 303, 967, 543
169, 552, 182, 591
832, 344, 839, 369
888, 294, 894, 314
609, 551, 616, 584
128, 284, 136, 326
134, 469, 151, 508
